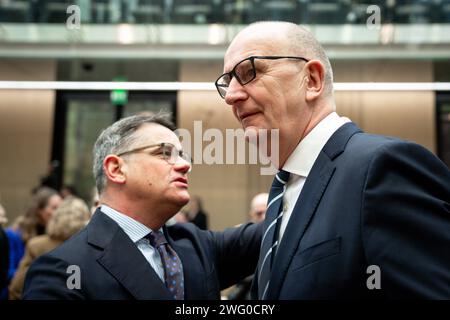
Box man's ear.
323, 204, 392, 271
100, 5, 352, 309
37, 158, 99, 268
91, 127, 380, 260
304, 60, 325, 102
103, 155, 127, 186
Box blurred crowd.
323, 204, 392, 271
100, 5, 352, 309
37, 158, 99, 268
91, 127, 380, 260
0, 185, 95, 299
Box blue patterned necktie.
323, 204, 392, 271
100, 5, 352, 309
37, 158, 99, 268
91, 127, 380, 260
257, 170, 290, 300
147, 231, 184, 300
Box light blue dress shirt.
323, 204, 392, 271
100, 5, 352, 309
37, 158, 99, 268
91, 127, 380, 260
100, 205, 165, 282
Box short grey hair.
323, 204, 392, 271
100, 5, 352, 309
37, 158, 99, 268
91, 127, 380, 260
288, 24, 334, 96
92, 112, 175, 194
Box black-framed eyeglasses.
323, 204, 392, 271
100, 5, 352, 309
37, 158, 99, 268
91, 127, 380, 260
116, 142, 192, 171
215, 55, 309, 99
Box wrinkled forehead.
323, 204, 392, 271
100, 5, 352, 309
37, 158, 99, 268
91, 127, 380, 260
224, 27, 290, 71
224, 38, 279, 72
132, 123, 181, 149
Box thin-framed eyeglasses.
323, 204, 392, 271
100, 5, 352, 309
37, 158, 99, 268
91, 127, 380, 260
116, 142, 192, 171
215, 55, 309, 99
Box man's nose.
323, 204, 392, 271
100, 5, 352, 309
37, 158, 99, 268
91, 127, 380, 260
174, 156, 191, 173
224, 78, 248, 105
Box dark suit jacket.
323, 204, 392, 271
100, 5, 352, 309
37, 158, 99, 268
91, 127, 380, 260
252, 123, 450, 299
23, 210, 262, 299
190, 210, 208, 230
0, 227, 9, 291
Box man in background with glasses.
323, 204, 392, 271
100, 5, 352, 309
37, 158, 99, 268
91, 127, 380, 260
23, 113, 262, 300
218, 21, 450, 299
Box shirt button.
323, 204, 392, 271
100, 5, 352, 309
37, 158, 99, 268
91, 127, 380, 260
283, 204, 288, 212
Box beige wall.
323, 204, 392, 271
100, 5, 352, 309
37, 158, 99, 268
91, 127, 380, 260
333, 60, 435, 152
179, 59, 435, 230
0, 60, 56, 225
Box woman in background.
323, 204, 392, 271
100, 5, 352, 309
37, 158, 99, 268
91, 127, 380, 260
17, 187, 62, 244
0, 187, 61, 299
9, 197, 90, 299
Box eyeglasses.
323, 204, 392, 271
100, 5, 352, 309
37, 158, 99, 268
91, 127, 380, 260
116, 142, 192, 171
215, 55, 309, 99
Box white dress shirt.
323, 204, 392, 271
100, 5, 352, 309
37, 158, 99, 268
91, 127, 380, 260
277, 112, 351, 243
101, 204, 165, 282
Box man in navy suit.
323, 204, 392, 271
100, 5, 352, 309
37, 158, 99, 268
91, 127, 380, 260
216, 21, 450, 299
23, 114, 261, 299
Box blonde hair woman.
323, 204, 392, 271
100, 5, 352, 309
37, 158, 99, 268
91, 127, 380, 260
9, 197, 90, 299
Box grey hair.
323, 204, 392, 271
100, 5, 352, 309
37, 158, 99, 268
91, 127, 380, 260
289, 24, 334, 96
92, 112, 175, 194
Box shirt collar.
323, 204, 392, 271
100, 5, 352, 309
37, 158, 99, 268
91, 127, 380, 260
283, 112, 350, 177
101, 204, 153, 243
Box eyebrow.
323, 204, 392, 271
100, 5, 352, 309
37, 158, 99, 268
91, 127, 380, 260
223, 58, 240, 73
223, 56, 255, 73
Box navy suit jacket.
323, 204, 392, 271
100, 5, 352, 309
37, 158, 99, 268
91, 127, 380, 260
23, 210, 262, 299
252, 123, 450, 299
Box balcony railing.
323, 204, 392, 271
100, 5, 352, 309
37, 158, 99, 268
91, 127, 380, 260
1, 0, 450, 25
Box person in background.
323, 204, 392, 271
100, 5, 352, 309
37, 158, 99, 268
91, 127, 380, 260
0, 204, 8, 226
9, 197, 90, 299
0, 203, 15, 299
0, 189, 62, 299
2, 214, 25, 298
248, 193, 269, 223
39, 160, 60, 191
0, 225, 9, 295
14, 187, 62, 245
60, 185, 79, 199
183, 196, 208, 230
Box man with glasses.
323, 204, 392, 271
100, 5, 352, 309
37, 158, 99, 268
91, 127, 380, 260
23, 114, 262, 299
218, 21, 450, 299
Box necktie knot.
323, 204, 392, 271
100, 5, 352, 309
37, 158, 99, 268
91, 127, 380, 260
147, 231, 168, 248
147, 231, 167, 248
273, 170, 290, 188
267, 170, 290, 205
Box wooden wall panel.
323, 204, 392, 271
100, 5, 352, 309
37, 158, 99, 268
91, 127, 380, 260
0, 60, 56, 225
334, 60, 435, 152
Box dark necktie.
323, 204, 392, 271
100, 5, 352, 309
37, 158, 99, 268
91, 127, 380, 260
257, 170, 290, 300
146, 231, 185, 300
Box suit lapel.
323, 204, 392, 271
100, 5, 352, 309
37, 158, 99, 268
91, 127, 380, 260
89, 210, 172, 300
267, 123, 362, 299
